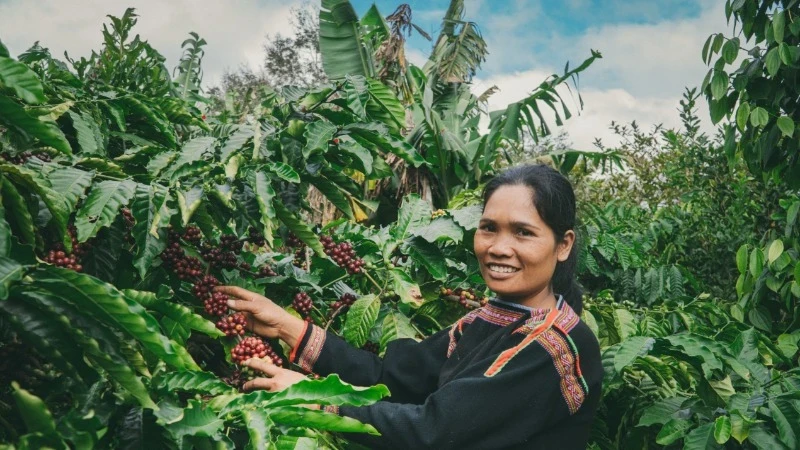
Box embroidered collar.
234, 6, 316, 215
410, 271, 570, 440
492, 295, 564, 313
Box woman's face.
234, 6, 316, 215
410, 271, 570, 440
474, 185, 574, 306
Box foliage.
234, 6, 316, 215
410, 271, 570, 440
702, 0, 800, 186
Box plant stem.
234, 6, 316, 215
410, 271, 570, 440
362, 270, 383, 292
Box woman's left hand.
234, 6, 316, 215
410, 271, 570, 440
241, 358, 317, 405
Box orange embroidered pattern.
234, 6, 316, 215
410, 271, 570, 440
484, 308, 560, 377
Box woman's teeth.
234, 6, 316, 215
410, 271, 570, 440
488, 264, 519, 273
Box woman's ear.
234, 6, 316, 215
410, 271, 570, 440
557, 230, 575, 262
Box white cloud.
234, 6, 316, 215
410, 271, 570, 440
0, 0, 299, 86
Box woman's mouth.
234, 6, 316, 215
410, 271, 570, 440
487, 264, 520, 274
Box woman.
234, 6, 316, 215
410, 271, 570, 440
218, 164, 603, 449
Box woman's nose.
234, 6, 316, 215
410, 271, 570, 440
487, 234, 514, 257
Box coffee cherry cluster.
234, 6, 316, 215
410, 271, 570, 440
292, 291, 313, 317
362, 341, 380, 354
440, 287, 489, 309
200, 243, 239, 269
231, 337, 283, 366
431, 209, 447, 219
205, 292, 229, 316
248, 226, 266, 247
330, 293, 357, 315
258, 265, 277, 277
293, 247, 308, 270
182, 225, 202, 244
222, 368, 250, 390
285, 232, 303, 248
160, 232, 205, 280
43, 226, 90, 272
44, 249, 82, 272
1, 151, 51, 164
216, 312, 247, 337
320, 235, 364, 275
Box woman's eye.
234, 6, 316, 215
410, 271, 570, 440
479, 224, 495, 232
516, 229, 533, 237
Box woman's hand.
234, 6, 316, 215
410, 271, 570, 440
242, 358, 318, 409
215, 286, 306, 348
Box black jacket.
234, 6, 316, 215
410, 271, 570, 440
289, 299, 602, 449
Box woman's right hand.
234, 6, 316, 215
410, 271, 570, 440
214, 286, 306, 348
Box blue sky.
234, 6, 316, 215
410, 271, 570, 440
0, 0, 730, 149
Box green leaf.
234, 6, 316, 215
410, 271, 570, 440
777, 334, 799, 359
612, 336, 654, 371
18, 289, 157, 409
638, 396, 687, 426
0, 96, 72, 154
389, 268, 423, 306
774, 10, 786, 44
48, 167, 94, 211
344, 122, 426, 167
750, 107, 770, 127
381, 311, 418, 351
219, 126, 254, 162
338, 138, 373, 174
153, 371, 235, 396
414, 217, 464, 244
116, 96, 177, 149
124, 288, 223, 338
247, 171, 277, 249
269, 406, 379, 434
450, 205, 483, 230
344, 294, 380, 348
228, 374, 389, 412
303, 121, 337, 158
736, 244, 749, 273
241, 410, 273, 450
35, 266, 199, 370
74, 179, 137, 242
274, 202, 325, 256
11, 382, 57, 435
2, 182, 36, 247
710, 71, 729, 100
165, 400, 224, 442
406, 236, 447, 280
766, 47, 782, 76
655, 418, 691, 445
392, 195, 432, 240
0, 163, 70, 247
131, 184, 172, 278
307, 174, 354, 219
769, 396, 800, 447
264, 161, 301, 183
365, 78, 405, 130
0, 56, 46, 104
161, 136, 215, 180
779, 42, 794, 65
177, 186, 204, 226
0, 205, 9, 257
777, 116, 795, 137
768, 239, 785, 264
666, 334, 725, 376
749, 247, 764, 277
714, 416, 732, 444
748, 307, 772, 332
722, 38, 739, 63
276, 436, 317, 450
684, 422, 719, 450
736, 103, 751, 132
69, 109, 104, 156
319, 0, 373, 80
614, 308, 636, 340
0, 256, 25, 300
729, 412, 751, 444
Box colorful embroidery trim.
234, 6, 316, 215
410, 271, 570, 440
296, 325, 326, 372
537, 328, 587, 414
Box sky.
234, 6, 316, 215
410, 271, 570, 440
0, 0, 734, 150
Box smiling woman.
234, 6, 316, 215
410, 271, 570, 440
222, 164, 602, 449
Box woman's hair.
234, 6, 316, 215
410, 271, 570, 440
481, 164, 583, 314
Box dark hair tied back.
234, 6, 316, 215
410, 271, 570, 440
482, 164, 583, 314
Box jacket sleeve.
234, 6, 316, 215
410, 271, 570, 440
333, 332, 587, 450
288, 323, 452, 404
